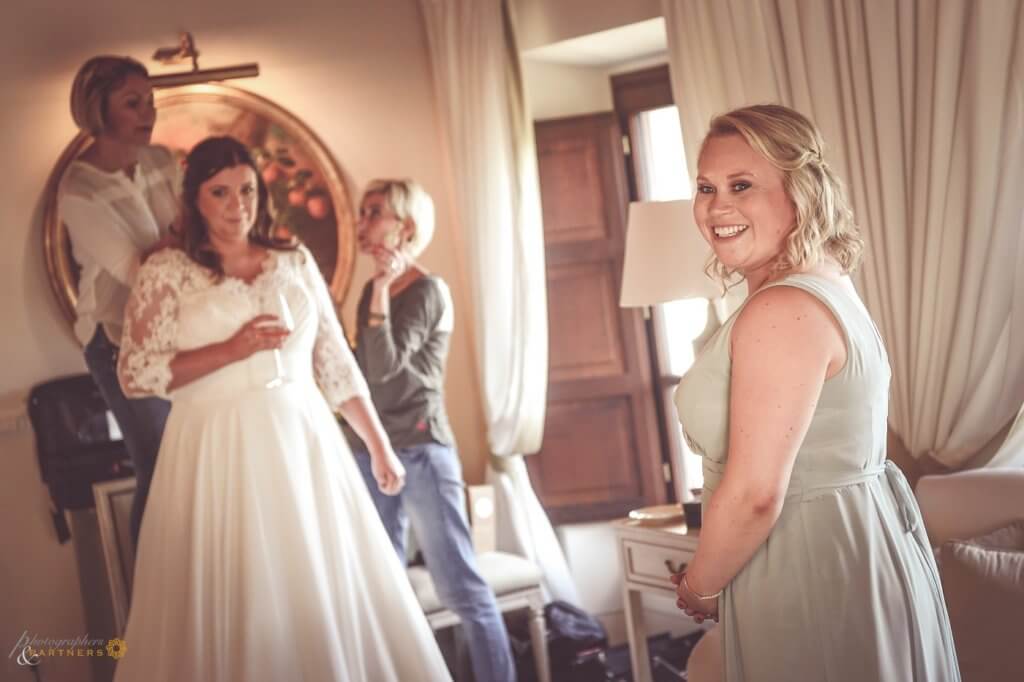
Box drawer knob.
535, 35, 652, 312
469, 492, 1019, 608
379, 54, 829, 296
665, 559, 687, 575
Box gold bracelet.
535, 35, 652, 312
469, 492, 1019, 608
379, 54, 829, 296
367, 312, 388, 323
682, 573, 721, 600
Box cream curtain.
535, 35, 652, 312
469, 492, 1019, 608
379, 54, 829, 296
987, 402, 1024, 468
418, 0, 580, 603
662, 0, 1024, 470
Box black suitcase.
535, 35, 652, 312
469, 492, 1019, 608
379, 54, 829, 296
27, 373, 134, 543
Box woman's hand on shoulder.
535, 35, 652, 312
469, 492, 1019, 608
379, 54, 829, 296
141, 233, 182, 263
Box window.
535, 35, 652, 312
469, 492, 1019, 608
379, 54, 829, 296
612, 66, 709, 501
632, 105, 707, 499
632, 106, 691, 200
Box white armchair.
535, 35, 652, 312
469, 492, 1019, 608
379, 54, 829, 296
915, 467, 1024, 546
916, 467, 1024, 682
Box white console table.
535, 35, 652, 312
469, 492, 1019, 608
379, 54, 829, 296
614, 519, 699, 682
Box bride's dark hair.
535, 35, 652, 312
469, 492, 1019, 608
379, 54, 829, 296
180, 136, 298, 277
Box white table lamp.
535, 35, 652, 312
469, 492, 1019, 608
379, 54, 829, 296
620, 199, 721, 307
619, 199, 732, 508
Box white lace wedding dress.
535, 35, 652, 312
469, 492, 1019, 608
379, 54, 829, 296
113, 247, 451, 682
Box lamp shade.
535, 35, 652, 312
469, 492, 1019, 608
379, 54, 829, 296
620, 199, 721, 306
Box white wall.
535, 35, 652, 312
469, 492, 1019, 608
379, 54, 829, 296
514, 0, 661, 51
522, 54, 670, 122
522, 60, 614, 121
0, 2, 489, 680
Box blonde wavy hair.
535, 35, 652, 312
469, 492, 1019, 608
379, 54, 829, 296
699, 104, 863, 283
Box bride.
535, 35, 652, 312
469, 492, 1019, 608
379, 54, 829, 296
113, 135, 452, 681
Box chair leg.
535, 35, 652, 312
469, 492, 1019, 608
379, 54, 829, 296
528, 602, 550, 682
452, 625, 470, 682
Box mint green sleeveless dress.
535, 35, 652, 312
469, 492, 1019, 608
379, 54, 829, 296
674, 274, 960, 682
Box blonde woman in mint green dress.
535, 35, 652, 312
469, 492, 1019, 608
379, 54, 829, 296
672, 105, 959, 682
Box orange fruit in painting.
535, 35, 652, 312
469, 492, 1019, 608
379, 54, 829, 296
262, 163, 282, 185
275, 226, 293, 239
306, 195, 330, 220
288, 188, 307, 207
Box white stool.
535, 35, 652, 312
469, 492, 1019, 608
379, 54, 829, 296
407, 551, 551, 682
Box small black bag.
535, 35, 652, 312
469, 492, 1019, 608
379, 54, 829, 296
511, 600, 613, 681
545, 599, 608, 666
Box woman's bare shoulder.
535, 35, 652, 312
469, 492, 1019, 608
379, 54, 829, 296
732, 284, 843, 358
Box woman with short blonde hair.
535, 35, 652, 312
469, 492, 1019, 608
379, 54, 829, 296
343, 179, 518, 682
361, 178, 436, 258
59, 54, 180, 548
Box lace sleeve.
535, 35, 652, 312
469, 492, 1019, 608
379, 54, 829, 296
117, 250, 183, 399
300, 247, 370, 409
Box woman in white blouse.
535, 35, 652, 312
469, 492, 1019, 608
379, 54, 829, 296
57, 55, 180, 548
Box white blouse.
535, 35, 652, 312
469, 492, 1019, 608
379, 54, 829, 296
58, 145, 181, 346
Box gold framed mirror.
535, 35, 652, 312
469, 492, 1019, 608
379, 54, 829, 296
42, 84, 357, 335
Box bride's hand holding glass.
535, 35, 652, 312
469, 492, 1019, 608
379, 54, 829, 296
226, 314, 290, 360
260, 291, 295, 387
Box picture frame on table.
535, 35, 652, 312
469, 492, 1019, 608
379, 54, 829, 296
93, 477, 138, 635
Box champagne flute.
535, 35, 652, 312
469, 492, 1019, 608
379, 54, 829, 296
261, 290, 295, 388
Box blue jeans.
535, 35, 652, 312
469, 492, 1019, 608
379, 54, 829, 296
83, 326, 170, 549
354, 443, 516, 682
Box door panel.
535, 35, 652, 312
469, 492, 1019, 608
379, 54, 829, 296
547, 261, 626, 382
530, 112, 666, 523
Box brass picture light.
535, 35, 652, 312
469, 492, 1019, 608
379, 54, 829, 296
149, 32, 259, 88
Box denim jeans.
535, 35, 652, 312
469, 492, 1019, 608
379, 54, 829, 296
83, 326, 170, 549
354, 442, 516, 682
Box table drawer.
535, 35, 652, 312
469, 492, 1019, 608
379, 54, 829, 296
622, 539, 694, 589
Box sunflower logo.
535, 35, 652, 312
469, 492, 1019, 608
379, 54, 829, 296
106, 639, 127, 660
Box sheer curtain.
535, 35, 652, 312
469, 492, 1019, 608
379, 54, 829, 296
418, 0, 580, 603
988, 403, 1024, 467
662, 0, 1024, 470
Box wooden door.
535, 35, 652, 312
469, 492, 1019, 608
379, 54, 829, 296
529, 112, 666, 524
